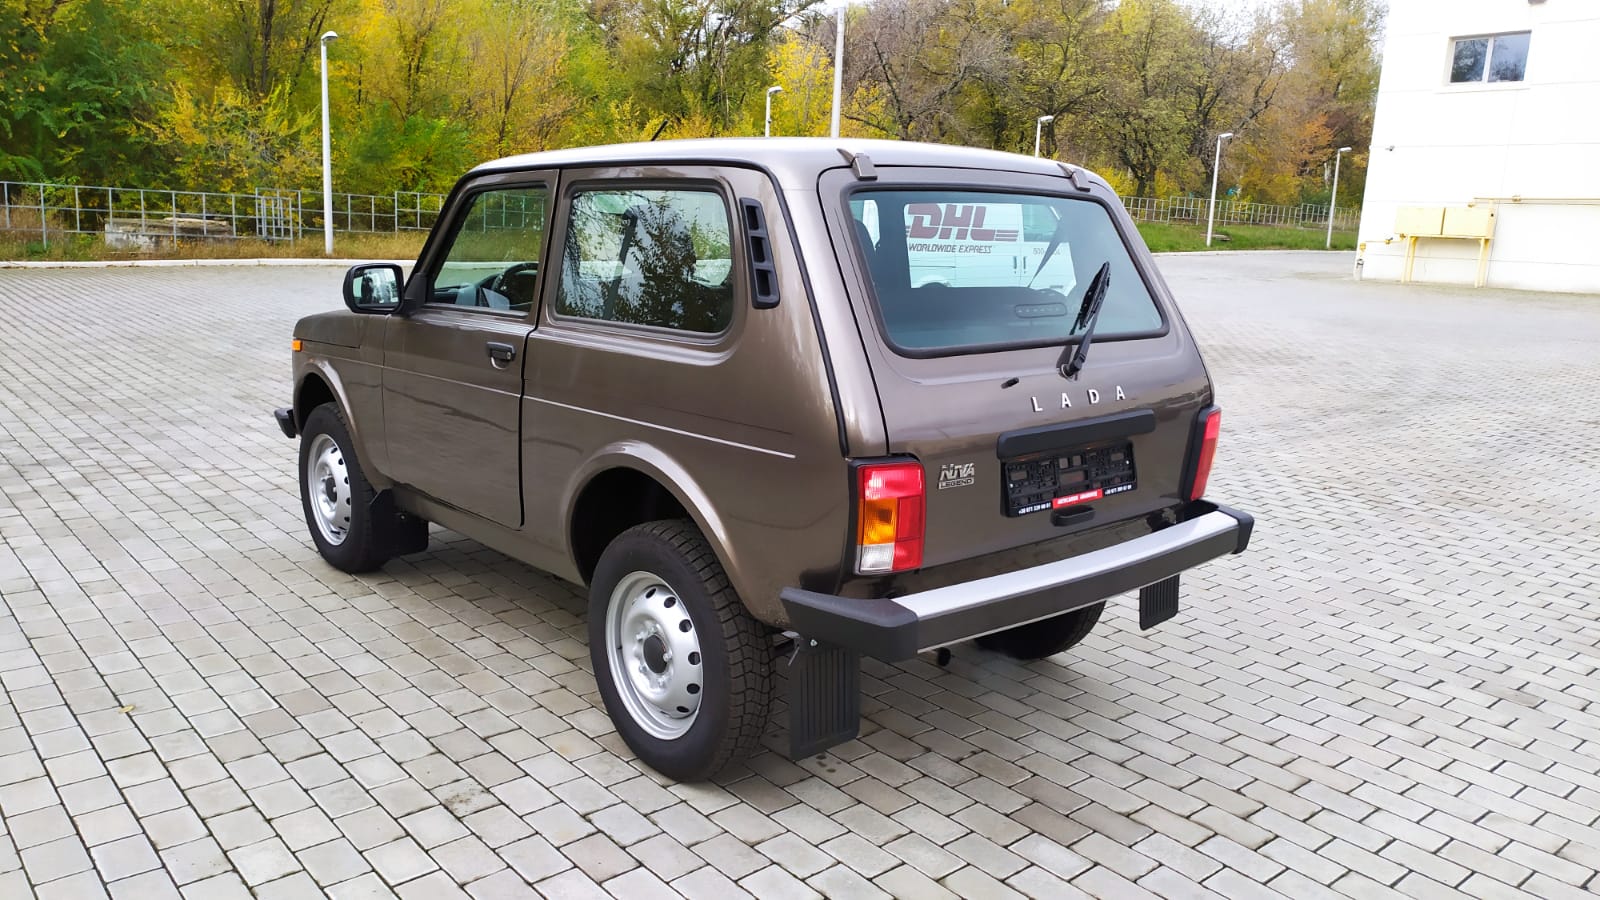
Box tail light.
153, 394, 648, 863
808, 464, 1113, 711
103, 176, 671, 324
855, 461, 925, 574
1188, 407, 1222, 500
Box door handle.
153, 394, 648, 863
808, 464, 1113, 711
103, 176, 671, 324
486, 341, 517, 366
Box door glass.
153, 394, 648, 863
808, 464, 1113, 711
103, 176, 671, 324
432, 186, 549, 312
554, 188, 734, 334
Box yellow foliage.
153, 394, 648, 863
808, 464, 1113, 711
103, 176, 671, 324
1098, 168, 1136, 198
347, 0, 467, 120
843, 83, 894, 140
662, 111, 720, 140
459, 1, 575, 157
148, 83, 316, 191
766, 33, 834, 138
1236, 110, 1334, 205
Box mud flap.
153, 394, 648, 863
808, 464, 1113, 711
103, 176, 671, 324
785, 640, 860, 759
369, 491, 430, 556
1139, 574, 1180, 630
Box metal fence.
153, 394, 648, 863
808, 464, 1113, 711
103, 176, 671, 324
1123, 195, 1360, 231
0, 181, 449, 246
2, 179, 1359, 248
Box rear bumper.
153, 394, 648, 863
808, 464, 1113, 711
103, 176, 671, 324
273, 407, 298, 439
780, 501, 1253, 662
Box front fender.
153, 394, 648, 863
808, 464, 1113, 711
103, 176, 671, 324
294, 353, 392, 490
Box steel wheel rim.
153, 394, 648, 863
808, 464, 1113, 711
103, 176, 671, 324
306, 433, 352, 546
605, 570, 704, 740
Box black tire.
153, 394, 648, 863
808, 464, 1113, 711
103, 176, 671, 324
588, 520, 773, 781
974, 602, 1104, 660
298, 403, 423, 573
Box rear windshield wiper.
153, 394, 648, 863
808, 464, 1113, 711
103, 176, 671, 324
1058, 261, 1111, 380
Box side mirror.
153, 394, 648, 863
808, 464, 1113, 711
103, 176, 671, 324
342, 264, 404, 314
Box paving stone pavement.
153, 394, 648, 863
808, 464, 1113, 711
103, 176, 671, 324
0, 252, 1597, 900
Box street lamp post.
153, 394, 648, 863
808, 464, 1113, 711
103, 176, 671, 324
765, 86, 784, 137
1034, 114, 1055, 158
1205, 131, 1234, 248
1327, 146, 1353, 249
830, 5, 844, 138
320, 31, 338, 257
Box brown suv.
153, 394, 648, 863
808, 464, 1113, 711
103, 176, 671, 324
273, 138, 1252, 781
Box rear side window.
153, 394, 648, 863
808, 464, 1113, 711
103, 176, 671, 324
847, 190, 1162, 355
555, 188, 735, 334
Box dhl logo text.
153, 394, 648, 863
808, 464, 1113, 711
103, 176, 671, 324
905, 204, 1020, 242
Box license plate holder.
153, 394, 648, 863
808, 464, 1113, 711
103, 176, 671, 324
1003, 440, 1137, 517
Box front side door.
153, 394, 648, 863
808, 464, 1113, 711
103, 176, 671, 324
382, 175, 555, 528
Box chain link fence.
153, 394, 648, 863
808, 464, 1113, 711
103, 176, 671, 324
0, 181, 448, 248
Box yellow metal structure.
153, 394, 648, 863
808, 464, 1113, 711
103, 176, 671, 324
1396, 204, 1496, 287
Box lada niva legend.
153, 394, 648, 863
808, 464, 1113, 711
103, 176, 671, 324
275, 138, 1253, 780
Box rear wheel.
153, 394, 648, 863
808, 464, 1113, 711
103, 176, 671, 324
974, 602, 1104, 660
589, 520, 772, 781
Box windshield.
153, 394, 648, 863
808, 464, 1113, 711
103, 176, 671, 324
847, 190, 1163, 354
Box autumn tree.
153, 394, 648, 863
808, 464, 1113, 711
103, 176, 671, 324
463, 0, 581, 157
0, 0, 1385, 209
148, 84, 319, 191
1089, 0, 1208, 197
1179, 7, 1287, 190
960, 0, 1109, 155
766, 29, 835, 137
174, 0, 349, 99
1271, 0, 1383, 202
590, 0, 821, 136
0, 0, 169, 183
840, 0, 1006, 141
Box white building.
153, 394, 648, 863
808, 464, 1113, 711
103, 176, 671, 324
1356, 0, 1600, 294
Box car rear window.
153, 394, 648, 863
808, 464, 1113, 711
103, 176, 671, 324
847, 190, 1163, 355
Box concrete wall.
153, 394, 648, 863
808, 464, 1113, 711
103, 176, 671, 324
1356, 0, 1600, 294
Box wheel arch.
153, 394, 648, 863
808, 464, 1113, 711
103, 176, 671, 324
293, 361, 391, 490
294, 371, 337, 429
564, 445, 744, 600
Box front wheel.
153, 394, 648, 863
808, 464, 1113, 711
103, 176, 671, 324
589, 520, 772, 781
974, 602, 1104, 660
298, 403, 424, 573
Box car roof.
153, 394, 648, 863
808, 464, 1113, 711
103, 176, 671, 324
468, 138, 1096, 190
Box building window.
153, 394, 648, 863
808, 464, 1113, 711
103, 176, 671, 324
1450, 32, 1531, 84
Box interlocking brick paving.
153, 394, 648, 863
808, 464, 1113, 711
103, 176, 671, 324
0, 252, 1596, 899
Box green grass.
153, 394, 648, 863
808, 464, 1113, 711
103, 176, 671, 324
0, 230, 427, 262
1136, 221, 1358, 252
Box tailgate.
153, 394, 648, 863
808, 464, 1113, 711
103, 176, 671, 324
868, 341, 1208, 568
819, 168, 1212, 569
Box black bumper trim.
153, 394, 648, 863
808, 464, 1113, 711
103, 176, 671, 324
1207, 501, 1253, 554
781, 501, 1252, 662
274, 407, 297, 438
